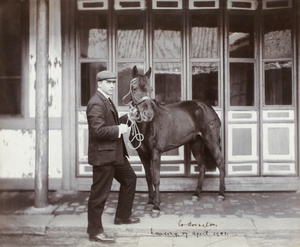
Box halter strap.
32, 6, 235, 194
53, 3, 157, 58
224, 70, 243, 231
135, 96, 152, 105
122, 78, 138, 106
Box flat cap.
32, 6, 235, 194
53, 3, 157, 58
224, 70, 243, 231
97, 70, 117, 81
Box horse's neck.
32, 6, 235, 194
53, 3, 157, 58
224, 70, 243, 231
152, 101, 165, 112
139, 103, 164, 127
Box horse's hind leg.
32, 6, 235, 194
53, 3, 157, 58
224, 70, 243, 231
189, 136, 206, 201
203, 132, 226, 201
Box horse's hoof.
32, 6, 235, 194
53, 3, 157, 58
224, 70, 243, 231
150, 209, 160, 218
217, 195, 225, 202
192, 196, 199, 202
145, 203, 153, 211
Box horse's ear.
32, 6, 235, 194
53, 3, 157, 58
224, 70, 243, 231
145, 67, 151, 79
132, 66, 138, 78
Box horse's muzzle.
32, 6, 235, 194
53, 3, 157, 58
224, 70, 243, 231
140, 109, 154, 122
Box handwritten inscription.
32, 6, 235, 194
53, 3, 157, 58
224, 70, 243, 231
150, 228, 229, 238
150, 228, 188, 238
178, 220, 217, 228
150, 219, 230, 238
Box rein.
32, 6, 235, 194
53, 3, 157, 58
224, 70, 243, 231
122, 77, 151, 150
126, 107, 144, 150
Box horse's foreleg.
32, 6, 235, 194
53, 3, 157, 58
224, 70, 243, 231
217, 156, 226, 201
150, 151, 161, 217
139, 154, 155, 205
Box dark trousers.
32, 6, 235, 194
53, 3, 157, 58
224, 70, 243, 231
87, 158, 137, 235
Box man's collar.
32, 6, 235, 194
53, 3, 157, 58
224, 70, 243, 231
97, 88, 110, 100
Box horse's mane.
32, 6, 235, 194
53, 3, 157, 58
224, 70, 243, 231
152, 99, 160, 106
151, 99, 168, 108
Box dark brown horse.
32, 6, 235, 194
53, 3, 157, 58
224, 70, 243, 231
126, 66, 225, 217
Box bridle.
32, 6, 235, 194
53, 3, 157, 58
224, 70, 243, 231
122, 77, 152, 107
122, 77, 152, 150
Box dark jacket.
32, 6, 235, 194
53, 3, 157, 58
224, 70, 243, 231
86, 91, 128, 166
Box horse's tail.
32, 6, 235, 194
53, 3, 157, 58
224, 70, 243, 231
203, 144, 218, 172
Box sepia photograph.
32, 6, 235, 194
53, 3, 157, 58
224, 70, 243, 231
0, 0, 299, 246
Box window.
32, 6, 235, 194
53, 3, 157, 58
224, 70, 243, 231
190, 12, 220, 106
81, 63, 107, 106
228, 12, 255, 107
116, 12, 145, 106
230, 63, 254, 106
263, 11, 293, 106
0, 0, 28, 115
153, 13, 182, 59
155, 62, 181, 104
116, 13, 145, 59
192, 62, 219, 106
79, 13, 108, 59
229, 14, 254, 58
153, 13, 183, 104
79, 12, 108, 106
264, 61, 292, 105
263, 12, 292, 59
190, 13, 219, 59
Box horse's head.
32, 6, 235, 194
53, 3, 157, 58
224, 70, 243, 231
130, 66, 154, 122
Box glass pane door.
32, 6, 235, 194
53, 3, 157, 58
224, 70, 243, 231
77, 10, 109, 177
226, 12, 258, 176
261, 10, 296, 175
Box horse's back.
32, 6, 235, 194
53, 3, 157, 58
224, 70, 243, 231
167, 100, 219, 120
178, 100, 221, 133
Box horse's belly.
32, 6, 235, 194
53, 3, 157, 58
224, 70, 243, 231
163, 130, 196, 151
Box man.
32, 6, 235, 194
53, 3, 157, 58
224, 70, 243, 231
86, 70, 140, 243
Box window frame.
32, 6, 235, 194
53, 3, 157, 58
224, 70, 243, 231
0, 0, 29, 119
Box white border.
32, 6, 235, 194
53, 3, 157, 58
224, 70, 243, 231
77, 0, 108, 10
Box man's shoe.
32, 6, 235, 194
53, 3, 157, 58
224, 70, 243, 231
89, 232, 115, 243
114, 217, 140, 225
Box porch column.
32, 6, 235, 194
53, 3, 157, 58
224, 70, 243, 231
61, 0, 76, 191
35, 0, 49, 207
297, 1, 300, 193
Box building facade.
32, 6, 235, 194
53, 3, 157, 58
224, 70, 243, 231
0, 0, 299, 192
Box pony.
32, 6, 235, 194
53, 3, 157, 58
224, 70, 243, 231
125, 66, 225, 217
